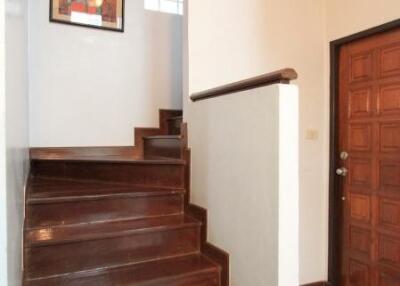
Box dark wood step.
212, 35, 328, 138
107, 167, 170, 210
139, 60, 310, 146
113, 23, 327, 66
167, 116, 183, 135
27, 177, 184, 201
31, 156, 185, 188
24, 107, 228, 286
24, 216, 201, 281
26, 215, 199, 246
24, 254, 220, 286
26, 178, 185, 228
133, 110, 182, 156
30, 147, 136, 160
143, 135, 182, 159
159, 109, 182, 136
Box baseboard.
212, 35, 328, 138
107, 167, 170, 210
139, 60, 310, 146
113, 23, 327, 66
183, 121, 229, 286
301, 282, 330, 286
187, 203, 229, 286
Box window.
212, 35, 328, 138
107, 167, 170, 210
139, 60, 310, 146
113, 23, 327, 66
144, 0, 183, 15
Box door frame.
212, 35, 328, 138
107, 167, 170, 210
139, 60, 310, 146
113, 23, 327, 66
328, 18, 400, 286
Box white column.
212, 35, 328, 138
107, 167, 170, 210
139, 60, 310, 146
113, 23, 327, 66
278, 84, 299, 286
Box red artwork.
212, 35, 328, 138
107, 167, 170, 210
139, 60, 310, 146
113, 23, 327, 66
71, 2, 86, 13
58, 0, 71, 15
102, 0, 117, 23
58, 0, 118, 23
51, 0, 124, 32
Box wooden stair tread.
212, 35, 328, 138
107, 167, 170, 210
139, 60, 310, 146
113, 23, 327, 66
144, 135, 181, 139
30, 147, 136, 160
31, 155, 185, 165
29, 177, 137, 188
27, 178, 185, 204
24, 254, 219, 286
24, 108, 228, 286
143, 135, 182, 159
26, 215, 200, 246
31, 159, 185, 188
167, 115, 183, 120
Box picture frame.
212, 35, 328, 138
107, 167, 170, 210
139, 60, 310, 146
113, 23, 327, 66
49, 0, 125, 32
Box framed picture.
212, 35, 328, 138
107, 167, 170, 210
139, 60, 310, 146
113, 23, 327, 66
50, 0, 125, 32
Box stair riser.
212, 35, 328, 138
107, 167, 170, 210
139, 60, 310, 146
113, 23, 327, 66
167, 118, 183, 135
26, 194, 184, 228
31, 161, 185, 188
160, 110, 182, 135
144, 138, 181, 159
25, 226, 201, 281
25, 266, 218, 286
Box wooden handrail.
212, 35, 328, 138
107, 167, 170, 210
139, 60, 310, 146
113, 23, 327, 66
190, 68, 298, 102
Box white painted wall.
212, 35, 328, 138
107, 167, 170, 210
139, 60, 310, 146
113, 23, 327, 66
188, 84, 299, 286
327, 0, 400, 41
5, 0, 29, 285
185, 0, 327, 284
29, 0, 183, 147
0, 0, 30, 285
0, 0, 7, 284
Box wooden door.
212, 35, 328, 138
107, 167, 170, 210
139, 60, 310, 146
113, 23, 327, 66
338, 27, 400, 286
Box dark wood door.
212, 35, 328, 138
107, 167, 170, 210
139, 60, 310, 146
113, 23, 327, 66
338, 27, 400, 286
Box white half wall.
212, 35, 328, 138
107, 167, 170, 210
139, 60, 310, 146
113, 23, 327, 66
29, 0, 183, 147
188, 84, 299, 286
278, 84, 299, 286
185, 0, 326, 283
5, 0, 30, 285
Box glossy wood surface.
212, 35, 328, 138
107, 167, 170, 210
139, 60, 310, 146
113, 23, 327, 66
133, 109, 182, 156
26, 214, 198, 246
31, 159, 185, 188
26, 181, 185, 228
337, 27, 400, 286
30, 146, 136, 160
143, 135, 182, 159
26, 254, 220, 286
26, 225, 200, 279
190, 68, 297, 102
23, 109, 228, 286
167, 116, 183, 135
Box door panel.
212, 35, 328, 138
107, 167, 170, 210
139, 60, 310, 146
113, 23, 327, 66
338, 27, 400, 286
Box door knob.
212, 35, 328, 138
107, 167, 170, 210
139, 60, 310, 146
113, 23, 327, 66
336, 167, 348, 177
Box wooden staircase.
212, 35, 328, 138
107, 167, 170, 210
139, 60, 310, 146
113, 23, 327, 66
23, 110, 228, 286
